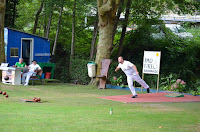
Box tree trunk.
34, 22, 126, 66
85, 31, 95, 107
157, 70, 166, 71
0, 0, 6, 78
116, 0, 131, 58
112, 0, 124, 43
12, 0, 17, 27
52, 4, 63, 56
33, 0, 44, 34
71, 0, 76, 58
5, 0, 11, 27
92, 0, 121, 85
45, 11, 53, 38
110, 0, 124, 56
90, 12, 98, 60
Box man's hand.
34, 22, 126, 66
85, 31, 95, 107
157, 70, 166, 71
133, 65, 139, 75
115, 67, 120, 72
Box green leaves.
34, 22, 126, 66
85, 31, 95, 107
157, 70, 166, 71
160, 74, 176, 91
110, 75, 124, 86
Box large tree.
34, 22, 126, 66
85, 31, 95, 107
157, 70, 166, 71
94, 0, 121, 84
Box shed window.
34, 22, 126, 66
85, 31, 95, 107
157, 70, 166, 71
10, 48, 19, 57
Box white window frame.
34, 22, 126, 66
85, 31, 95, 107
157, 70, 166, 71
10, 47, 19, 57
21, 38, 34, 64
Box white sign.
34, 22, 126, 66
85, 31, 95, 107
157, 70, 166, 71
142, 51, 161, 74
35, 53, 51, 56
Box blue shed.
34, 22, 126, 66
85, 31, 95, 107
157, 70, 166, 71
4, 28, 50, 66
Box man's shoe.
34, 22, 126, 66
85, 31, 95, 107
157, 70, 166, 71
147, 88, 150, 93
132, 95, 137, 98
24, 83, 28, 86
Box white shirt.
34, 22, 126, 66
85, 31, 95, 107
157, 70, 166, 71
29, 64, 41, 73
118, 60, 136, 76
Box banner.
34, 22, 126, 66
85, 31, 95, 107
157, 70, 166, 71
142, 51, 161, 74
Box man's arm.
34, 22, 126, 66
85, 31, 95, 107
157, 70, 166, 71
34, 65, 41, 72
13, 62, 18, 67
132, 65, 139, 75
24, 62, 27, 67
115, 66, 120, 72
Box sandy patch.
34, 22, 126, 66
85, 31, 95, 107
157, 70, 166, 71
30, 88, 41, 91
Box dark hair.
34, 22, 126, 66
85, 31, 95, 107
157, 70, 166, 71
32, 60, 37, 62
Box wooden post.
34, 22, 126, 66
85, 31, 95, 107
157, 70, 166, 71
157, 74, 160, 92
141, 72, 144, 92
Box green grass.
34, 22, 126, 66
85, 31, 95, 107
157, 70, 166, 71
0, 82, 199, 132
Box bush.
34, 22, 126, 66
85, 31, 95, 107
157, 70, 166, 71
53, 43, 70, 83
160, 74, 176, 91
171, 79, 187, 93
110, 75, 125, 87
69, 58, 91, 85
189, 79, 200, 95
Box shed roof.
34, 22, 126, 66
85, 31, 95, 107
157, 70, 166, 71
5, 27, 51, 41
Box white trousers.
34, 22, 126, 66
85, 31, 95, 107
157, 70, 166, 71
22, 72, 36, 85
127, 74, 149, 96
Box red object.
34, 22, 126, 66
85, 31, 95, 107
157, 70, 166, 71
34, 98, 38, 102
45, 72, 51, 79
38, 98, 41, 102
0, 91, 2, 94
3, 92, 6, 95
33, 97, 36, 101
5, 95, 9, 98
113, 76, 117, 80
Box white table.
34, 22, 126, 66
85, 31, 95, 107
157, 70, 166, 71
0, 67, 28, 85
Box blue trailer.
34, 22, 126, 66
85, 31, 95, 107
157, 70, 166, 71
4, 28, 50, 66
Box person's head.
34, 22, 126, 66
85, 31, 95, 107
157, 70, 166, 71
19, 58, 23, 63
32, 60, 37, 65
118, 56, 124, 63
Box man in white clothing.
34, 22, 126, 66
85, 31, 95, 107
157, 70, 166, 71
115, 56, 150, 98
22, 60, 41, 86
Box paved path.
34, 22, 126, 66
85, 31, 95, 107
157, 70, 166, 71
100, 93, 200, 103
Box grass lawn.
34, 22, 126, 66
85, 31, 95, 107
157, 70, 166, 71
0, 82, 199, 132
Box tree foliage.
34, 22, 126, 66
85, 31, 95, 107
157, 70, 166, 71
2, 0, 200, 89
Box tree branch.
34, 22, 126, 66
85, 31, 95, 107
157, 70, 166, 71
115, 0, 121, 5
99, 0, 113, 16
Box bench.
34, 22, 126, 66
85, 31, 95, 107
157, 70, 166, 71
97, 59, 111, 89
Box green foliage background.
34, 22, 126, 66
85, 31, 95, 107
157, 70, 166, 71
4, 0, 200, 93
69, 58, 91, 84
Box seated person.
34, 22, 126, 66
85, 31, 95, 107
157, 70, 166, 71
14, 58, 27, 68
22, 60, 41, 86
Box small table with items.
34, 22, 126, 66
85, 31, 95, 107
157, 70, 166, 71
0, 67, 28, 85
